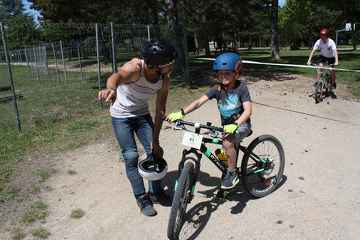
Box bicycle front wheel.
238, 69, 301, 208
241, 135, 285, 198
167, 161, 195, 240
314, 81, 323, 103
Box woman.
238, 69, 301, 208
98, 40, 176, 216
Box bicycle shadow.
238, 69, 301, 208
161, 170, 221, 202
175, 175, 288, 240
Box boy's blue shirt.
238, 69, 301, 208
206, 80, 251, 125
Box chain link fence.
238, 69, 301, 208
0, 22, 160, 132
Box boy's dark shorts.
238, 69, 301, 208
319, 55, 335, 65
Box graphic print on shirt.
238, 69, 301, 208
217, 93, 242, 119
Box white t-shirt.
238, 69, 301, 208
313, 38, 337, 58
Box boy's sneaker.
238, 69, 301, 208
329, 91, 337, 99
221, 170, 240, 190
136, 194, 157, 217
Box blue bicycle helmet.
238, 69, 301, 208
213, 52, 241, 71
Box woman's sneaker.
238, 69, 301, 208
221, 170, 239, 190
136, 194, 157, 217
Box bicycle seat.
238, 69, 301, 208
247, 129, 253, 137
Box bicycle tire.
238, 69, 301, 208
315, 81, 323, 103
241, 135, 285, 198
167, 161, 195, 240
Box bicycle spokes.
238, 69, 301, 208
243, 138, 283, 195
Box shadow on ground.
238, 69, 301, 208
162, 169, 287, 240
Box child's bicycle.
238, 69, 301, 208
311, 62, 333, 104
167, 120, 285, 240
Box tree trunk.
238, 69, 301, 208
169, 0, 189, 82
194, 32, 199, 55
352, 31, 357, 50
150, 0, 161, 38
271, 0, 280, 60
200, 15, 210, 56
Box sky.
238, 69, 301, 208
280, 0, 286, 7
22, 0, 287, 22
22, 0, 41, 22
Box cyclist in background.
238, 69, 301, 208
307, 28, 339, 98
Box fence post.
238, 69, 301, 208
44, 45, 49, 75
147, 25, 151, 41
32, 47, 40, 81
77, 43, 84, 82
95, 23, 102, 90
59, 40, 67, 81
51, 43, 60, 82
0, 22, 22, 132
110, 22, 117, 73
24, 48, 29, 66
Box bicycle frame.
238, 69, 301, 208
319, 67, 332, 86
178, 123, 264, 177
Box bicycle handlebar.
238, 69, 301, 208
310, 63, 335, 67
176, 120, 224, 133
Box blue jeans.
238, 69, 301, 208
112, 115, 162, 198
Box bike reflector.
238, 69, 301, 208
182, 132, 203, 150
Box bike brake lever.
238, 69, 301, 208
174, 121, 185, 130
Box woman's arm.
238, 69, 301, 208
98, 58, 141, 102
153, 75, 171, 147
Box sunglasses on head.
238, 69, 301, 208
147, 61, 174, 70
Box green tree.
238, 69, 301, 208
0, 0, 17, 22
280, 0, 342, 49
0, 0, 38, 49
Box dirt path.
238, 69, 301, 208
2, 76, 360, 240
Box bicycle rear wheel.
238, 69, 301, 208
167, 161, 195, 240
241, 135, 285, 198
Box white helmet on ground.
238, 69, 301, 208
138, 154, 168, 181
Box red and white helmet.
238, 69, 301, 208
320, 28, 329, 37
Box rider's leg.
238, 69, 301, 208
135, 114, 162, 195
221, 136, 239, 189
222, 137, 237, 171
112, 117, 146, 197
331, 69, 336, 88
316, 69, 321, 81
221, 123, 251, 189
223, 123, 252, 170
316, 62, 324, 81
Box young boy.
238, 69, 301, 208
166, 52, 252, 189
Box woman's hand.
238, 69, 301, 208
98, 89, 116, 103
159, 62, 174, 76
